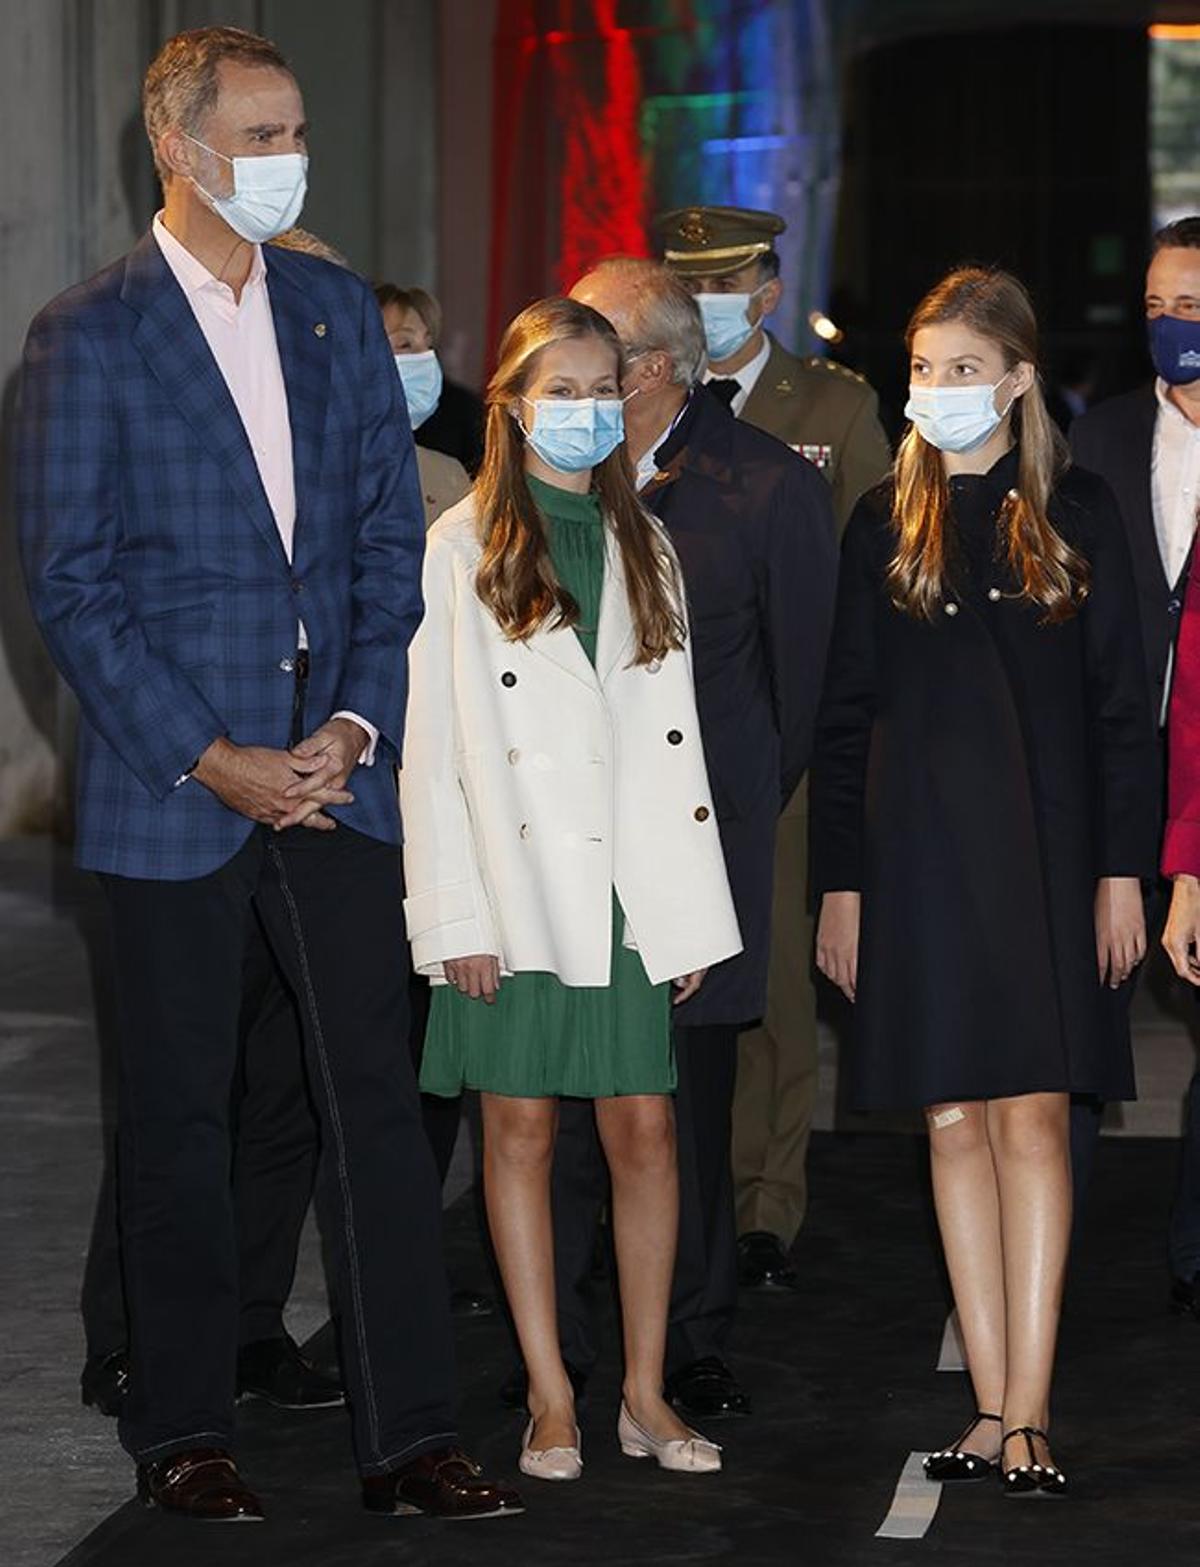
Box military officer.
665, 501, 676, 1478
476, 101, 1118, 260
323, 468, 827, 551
657, 205, 891, 1290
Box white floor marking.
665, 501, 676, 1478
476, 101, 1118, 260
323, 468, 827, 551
875, 1451, 942, 1539
936, 1308, 967, 1372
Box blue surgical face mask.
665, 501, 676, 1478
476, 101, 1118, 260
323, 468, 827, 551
517, 396, 625, 473
185, 134, 308, 244
697, 285, 767, 363
394, 349, 443, 429
904, 371, 1016, 454
1149, 313, 1200, 386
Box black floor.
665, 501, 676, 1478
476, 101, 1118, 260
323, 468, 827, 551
58, 1132, 1200, 1566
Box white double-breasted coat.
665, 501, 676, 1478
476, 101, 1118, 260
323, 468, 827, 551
400, 496, 742, 987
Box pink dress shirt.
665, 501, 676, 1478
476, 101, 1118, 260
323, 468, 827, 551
152, 215, 377, 762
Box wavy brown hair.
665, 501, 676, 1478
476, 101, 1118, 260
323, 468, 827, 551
888, 267, 1088, 624
473, 296, 685, 663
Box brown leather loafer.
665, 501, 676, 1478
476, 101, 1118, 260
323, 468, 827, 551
362, 1447, 524, 1520
136, 1448, 264, 1522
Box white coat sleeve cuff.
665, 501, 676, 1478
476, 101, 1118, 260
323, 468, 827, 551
332, 711, 379, 766
404, 881, 498, 976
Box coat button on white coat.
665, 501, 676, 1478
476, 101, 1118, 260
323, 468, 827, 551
519, 823, 530, 840
646, 659, 662, 674
507, 748, 520, 765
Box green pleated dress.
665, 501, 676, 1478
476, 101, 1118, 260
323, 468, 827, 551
419, 475, 674, 1100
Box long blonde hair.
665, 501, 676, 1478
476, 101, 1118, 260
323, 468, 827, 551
888, 267, 1087, 624
474, 296, 685, 663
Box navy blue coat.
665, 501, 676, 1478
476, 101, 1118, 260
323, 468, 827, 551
643, 385, 838, 1027
811, 452, 1159, 1109
17, 231, 425, 880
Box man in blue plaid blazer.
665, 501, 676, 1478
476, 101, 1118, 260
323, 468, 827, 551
16, 25, 520, 1524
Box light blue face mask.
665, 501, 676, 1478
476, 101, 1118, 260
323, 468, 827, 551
185, 134, 308, 244
904, 371, 1016, 454
697, 286, 767, 363
394, 349, 443, 429
518, 396, 626, 473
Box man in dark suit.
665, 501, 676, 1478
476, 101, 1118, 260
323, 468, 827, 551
525, 258, 836, 1422
1070, 215, 1200, 1308
16, 26, 519, 1523
659, 205, 892, 1294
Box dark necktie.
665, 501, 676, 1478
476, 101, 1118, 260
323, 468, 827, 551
708, 378, 741, 409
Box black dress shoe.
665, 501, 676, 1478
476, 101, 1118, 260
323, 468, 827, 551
451, 1287, 495, 1318
137, 1448, 264, 1522
81, 1349, 129, 1417
737, 1231, 799, 1291
497, 1359, 589, 1412
1170, 1273, 1200, 1319
1001, 1425, 1068, 1496
362, 1447, 524, 1519
236, 1334, 345, 1409
923, 1410, 1001, 1482
664, 1357, 751, 1420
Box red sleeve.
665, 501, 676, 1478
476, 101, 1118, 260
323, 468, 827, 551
1163, 562, 1200, 876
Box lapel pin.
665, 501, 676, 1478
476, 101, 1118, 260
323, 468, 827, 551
313, 322, 327, 337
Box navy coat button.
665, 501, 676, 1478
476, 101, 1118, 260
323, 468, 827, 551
1169, 598, 1182, 615
501, 671, 517, 687
278, 657, 295, 673
291, 579, 304, 594
667, 729, 683, 745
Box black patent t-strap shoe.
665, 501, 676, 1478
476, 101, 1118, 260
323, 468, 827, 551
1001, 1426, 1068, 1495
923, 1411, 1002, 1482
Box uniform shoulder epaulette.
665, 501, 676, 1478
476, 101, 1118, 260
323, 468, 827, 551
802, 355, 866, 383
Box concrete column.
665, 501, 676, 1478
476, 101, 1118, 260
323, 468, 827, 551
264, 0, 378, 270
376, 0, 438, 288
436, 0, 496, 389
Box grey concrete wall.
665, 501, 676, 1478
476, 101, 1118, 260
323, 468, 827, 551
0, 0, 437, 839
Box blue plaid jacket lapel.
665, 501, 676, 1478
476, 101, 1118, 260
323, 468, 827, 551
264, 251, 330, 550
121, 231, 288, 569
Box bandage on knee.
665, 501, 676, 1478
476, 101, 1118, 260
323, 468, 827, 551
930, 1106, 966, 1130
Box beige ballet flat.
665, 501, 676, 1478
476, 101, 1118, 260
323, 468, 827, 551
519, 1418, 583, 1482
618, 1402, 722, 1473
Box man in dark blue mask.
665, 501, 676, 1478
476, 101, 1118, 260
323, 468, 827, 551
1070, 216, 1200, 1315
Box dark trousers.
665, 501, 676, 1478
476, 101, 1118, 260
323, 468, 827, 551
552, 1023, 740, 1377
82, 918, 314, 1357
83, 938, 460, 1361
102, 823, 456, 1472
1169, 1061, 1200, 1279
1067, 883, 1200, 1279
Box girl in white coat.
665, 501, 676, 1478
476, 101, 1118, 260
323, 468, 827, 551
401, 297, 741, 1481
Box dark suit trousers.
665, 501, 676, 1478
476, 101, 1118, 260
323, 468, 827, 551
553, 1023, 740, 1376
83, 934, 460, 1361
1170, 1003, 1200, 1280
81, 919, 317, 1357
102, 823, 456, 1472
